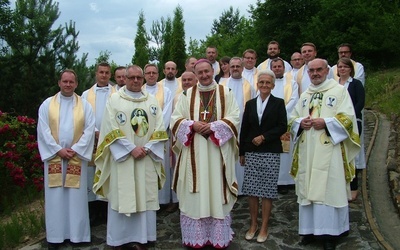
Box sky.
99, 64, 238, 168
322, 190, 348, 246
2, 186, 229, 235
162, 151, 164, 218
49, 0, 259, 66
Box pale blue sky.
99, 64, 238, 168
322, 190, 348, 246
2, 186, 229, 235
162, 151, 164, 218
49, 0, 258, 66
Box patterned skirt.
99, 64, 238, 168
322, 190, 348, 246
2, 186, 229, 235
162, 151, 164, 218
241, 152, 280, 199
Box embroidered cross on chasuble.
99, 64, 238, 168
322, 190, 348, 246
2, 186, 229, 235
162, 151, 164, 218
199, 89, 217, 123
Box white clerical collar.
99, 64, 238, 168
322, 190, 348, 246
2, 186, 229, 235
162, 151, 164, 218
164, 79, 176, 84
59, 93, 74, 100
95, 83, 110, 91
244, 68, 255, 73
146, 83, 157, 89
125, 89, 144, 98
229, 77, 242, 84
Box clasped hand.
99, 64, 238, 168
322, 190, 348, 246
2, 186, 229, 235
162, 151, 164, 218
301, 116, 326, 130
252, 135, 264, 146
193, 121, 211, 136
57, 148, 76, 160
131, 146, 148, 159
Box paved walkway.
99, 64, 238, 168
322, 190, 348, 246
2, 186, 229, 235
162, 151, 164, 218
22, 110, 396, 249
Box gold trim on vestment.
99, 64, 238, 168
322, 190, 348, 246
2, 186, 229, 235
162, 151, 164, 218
95, 129, 125, 160
219, 85, 225, 118
48, 93, 84, 188
87, 84, 116, 166
335, 113, 359, 183
149, 130, 169, 141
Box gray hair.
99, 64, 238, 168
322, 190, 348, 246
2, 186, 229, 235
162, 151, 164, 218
257, 69, 276, 84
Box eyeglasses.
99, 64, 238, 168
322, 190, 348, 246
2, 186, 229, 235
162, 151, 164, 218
258, 81, 274, 86
145, 72, 158, 75
126, 75, 143, 81
308, 67, 326, 74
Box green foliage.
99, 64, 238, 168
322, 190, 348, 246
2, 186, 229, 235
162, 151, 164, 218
187, 38, 203, 59
0, 111, 43, 212
365, 69, 400, 116
204, 7, 251, 58
0, 205, 45, 248
132, 11, 149, 67
160, 17, 172, 70
0, 0, 88, 118
149, 17, 166, 63
170, 6, 186, 75
250, 0, 318, 63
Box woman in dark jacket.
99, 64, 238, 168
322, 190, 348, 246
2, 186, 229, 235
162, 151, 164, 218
239, 69, 287, 243
337, 57, 365, 201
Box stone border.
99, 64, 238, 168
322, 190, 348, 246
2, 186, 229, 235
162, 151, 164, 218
388, 115, 400, 215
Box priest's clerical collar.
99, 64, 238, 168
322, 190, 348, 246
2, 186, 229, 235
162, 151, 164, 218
96, 83, 109, 88
276, 76, 284, 79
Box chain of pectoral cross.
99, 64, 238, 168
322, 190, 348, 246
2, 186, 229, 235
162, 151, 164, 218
199, 89, 216, 121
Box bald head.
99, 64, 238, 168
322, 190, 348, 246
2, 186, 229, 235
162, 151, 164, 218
164, 61, 178, 80
181, 71, 197, 90
307, 58, 329, 85
290, 52, 304, 69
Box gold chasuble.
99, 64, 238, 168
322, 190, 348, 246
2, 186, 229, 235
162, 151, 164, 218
48, 93, 85, 188
289, 79, 360, 207
93, 88, 168, 214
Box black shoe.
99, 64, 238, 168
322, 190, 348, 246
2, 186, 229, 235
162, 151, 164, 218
299, 235, 315, 246
323, 240, 336, 250
47, 242, 62, 250
278, 185, 289, 194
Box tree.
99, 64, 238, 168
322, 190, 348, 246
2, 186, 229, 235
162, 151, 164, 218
203, 6, 253, 58
0, 0, 88, 118
170, 6, 186, 74
187, 37, 203, 59
160, 17, 172, 71
250, 0, 319, 63
132, 10, 149, 67
148, 17, 166, 62
301, 0, 400, 68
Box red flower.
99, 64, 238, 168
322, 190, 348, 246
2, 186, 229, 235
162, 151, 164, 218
5, 142, 16, 149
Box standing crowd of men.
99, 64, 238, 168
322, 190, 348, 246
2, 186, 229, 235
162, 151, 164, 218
37, 41, 364, 250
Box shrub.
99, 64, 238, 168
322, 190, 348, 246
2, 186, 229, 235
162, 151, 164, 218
0, 110, 43, 212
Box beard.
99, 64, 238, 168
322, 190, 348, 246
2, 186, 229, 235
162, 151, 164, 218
166, 73, 175, 80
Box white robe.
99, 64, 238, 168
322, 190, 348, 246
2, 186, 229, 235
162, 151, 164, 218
144, 83, 178, 204
37, 94, 95, 243
221, 77, 256, 195
81, 83, 114, 201
160, 78, 179, 98
271, 76, 299, 185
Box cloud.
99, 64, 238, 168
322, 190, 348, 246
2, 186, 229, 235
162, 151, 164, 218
89, 3, 100, 13
52, 0, 258, 66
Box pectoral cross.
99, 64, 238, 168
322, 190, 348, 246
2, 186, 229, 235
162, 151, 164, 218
201, 109, 209, 120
